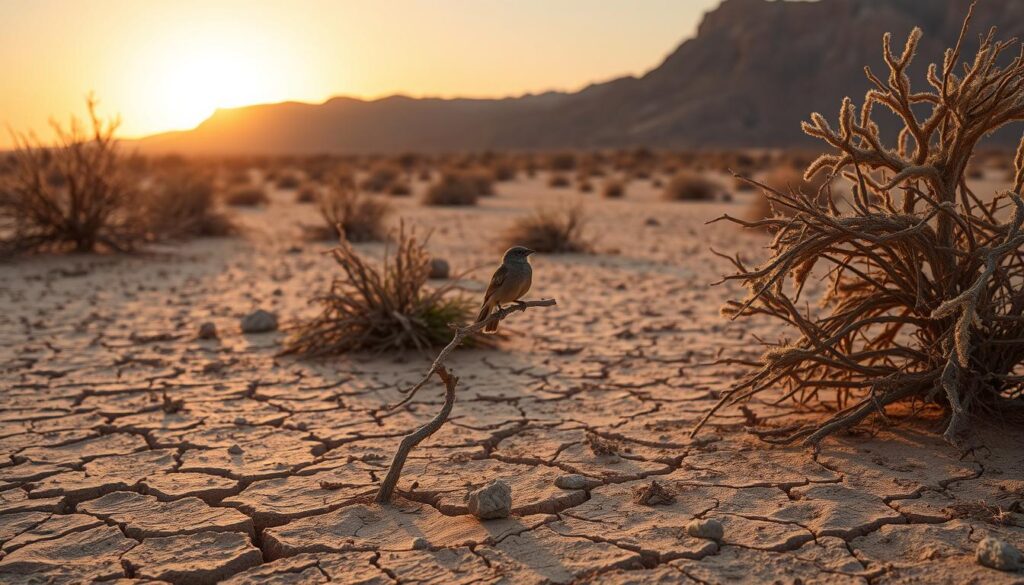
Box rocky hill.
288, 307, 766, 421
137, 0, 1022, 154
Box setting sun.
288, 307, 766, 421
141, 45, 274, 130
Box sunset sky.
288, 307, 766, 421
0, 0, 721, 147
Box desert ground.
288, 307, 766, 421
1, 167, 1023, 584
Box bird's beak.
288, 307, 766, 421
526, 249, 536, 256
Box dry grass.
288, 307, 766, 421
423, 172, 479, 206
663, 172, 719, 201
295, 183, 319, 203
696, 7, 1024, 447
225, 186, 269, 207
0, 98, 147, 255
310, 180, 391, 243
283, 224, 476, 355
146, 172, 234, 238
501, 202, 589, 253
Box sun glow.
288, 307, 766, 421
121, 24, 312, 135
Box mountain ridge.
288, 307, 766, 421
137, 0, 1023, 155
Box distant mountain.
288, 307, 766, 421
137, 0, 1023, 155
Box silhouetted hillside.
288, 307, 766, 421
137, 0, 1022, 154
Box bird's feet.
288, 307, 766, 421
512, 300, 528, 310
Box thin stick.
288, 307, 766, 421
375, 298, 558, 504
375, 366, 458, 503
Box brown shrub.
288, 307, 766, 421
548, 173, 571, 188
602, 180, 625, 199
311, 181, 391, 242
146, 172, 234, 238
662, 172, 719, 201
423, 172, 479, 206
1, 98, 147, 255
225, 186, 269, 207
283, 224, 475, 355
295, 183, 319, 203
501, 202, 589, 253
360, 164, 402, 193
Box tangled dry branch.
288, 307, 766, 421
694, 3, 1024, 447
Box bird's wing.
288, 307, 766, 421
482, 264, 507, 303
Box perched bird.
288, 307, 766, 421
476, 246, 535, 333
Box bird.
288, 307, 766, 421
476, 246, 535, 333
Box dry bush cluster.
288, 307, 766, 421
0, 99, 148, 255
308, 178, 391, 242
284, 225, 475, 355
145, 172, 234, 238
502, 202, 590, 254
663, 172, 720, 201
697, 8, 1024, 446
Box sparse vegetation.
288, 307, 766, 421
0, 98, 147, 255
283, 225, 475, 355
696, 10, 1024, 446
662, 172, 719, 201
225, 186, 269, 207
146, 172, 234, 238
502, 202, 589, 253
423, 172, 480, 206
548, 173, 571, 188
602, 179, 625, 199
310, 180, 391, 242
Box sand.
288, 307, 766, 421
1, 171, 1022, 583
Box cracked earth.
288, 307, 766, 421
2, 174, 1023, 584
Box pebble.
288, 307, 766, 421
686, 518, 725, 542
976, 536, 1023, 571
466, 479, 512, 520
240, 310, 278, 333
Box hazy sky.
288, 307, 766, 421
0, 0, 721, 146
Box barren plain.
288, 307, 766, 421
2, 171, 1023, 584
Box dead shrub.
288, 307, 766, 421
283, 224, 475, 355
548, 173, 571, 188
275, 172, 302, 190
423, 172, 479, 206
295, 183, 319, 203
310, 180, 391, 242
360, 164, 402, 193
0, 98, 147, 255
388, 181, 412, 196
695, 8, 1024, 447
146, 172, 234, 238
502, 202, 589, 253
663, 172, 719, 201
602, 180, 626, 199
225, 186, 269, 207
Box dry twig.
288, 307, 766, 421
375, 297, 557, 503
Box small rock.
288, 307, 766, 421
410, 537, 430, 550
428, 258, 450, 279
197, 322, 218, 340
976, 536, 1023, 572
240, 310, 278, 334
644, 217, 660, 227
233, 417, 248, 425
686, 518, 725, 542
631, 480, 675, 506
555, 474, 599, 490
227, 444, 244, 455
466, 479, 512, 520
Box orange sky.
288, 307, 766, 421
0, 0, 720, 147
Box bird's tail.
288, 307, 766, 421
476, 303, 499, 333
